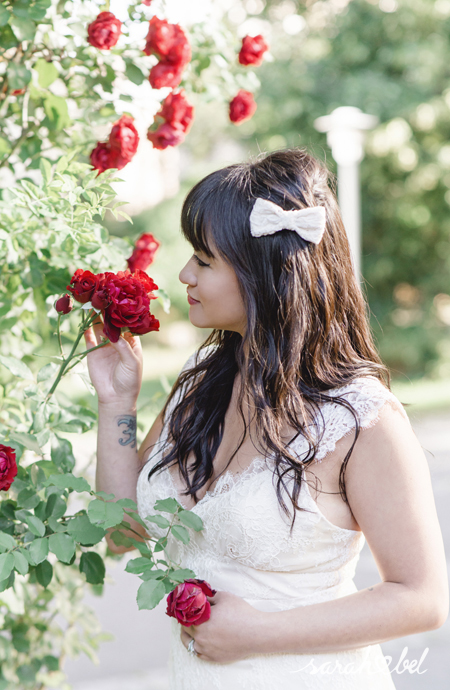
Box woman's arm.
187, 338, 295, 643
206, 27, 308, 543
85, 321, 164, 553
185, 403, 449, 662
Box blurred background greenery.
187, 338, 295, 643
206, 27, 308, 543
105, 0, 450, 425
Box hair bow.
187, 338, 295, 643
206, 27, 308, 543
249, 198, 326, 245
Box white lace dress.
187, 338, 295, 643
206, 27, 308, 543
137, 354, 398, 690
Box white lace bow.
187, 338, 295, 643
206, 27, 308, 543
249, 197, 326, 244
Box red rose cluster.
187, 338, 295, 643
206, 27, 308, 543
87, 11, 122, 50
65, 268, 159, 343
90, 115, 139, 174
147, 90, 194, 150
144, 16, 191, 90
228, 35, 269, 126
166, 579, 216, 627
127, 233, 160, 273
0, 445, 17, 492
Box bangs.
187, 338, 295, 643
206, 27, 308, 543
181, 172, 222, 258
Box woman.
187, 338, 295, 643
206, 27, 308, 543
85, 149, 448, 689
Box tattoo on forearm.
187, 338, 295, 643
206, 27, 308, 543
117, 415, 137, 448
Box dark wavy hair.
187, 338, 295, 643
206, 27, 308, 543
146, 148, 389, 530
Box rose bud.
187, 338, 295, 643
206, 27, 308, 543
0, 445, 17, 492
147, 122, 186, 150
166, 579, 216, 627
109, 115, 139, 167
87, 11, 122, 50
229, 90, 257, 125
127, 234, 160, 273
159, 90, 194, 133
149, 61, 185, 90
55, 294, 73, 314
238, 34, 269, 67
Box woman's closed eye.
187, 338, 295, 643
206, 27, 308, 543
193, 254, 211, 268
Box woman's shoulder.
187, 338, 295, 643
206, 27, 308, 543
314, 375, 408, 461
179, 344, 217, 374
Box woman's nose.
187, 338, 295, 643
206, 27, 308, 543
179, 259, 196, 286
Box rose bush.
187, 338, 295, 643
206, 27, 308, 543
166, 578, 216, 627
127, 233, 160, 273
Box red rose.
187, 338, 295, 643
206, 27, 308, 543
55, 294, 73, 314
67, 269, 98, 304
149, 61, 184, 90
90, 142, 116, 174
127, 234, 160, 273
238, 35, 269, 67
166, 579, 216, 627
159, 90, 194, 132
109, 115, 139, 166
142, 0, 152, 4
87, 11, 122, 50
91, 285, 111, 311
0, 445, 17, 492
12, 88, 26, 96
147, 122, 186, 150
132, 268, 159, 294
144, 16, 191, 66
101, 271, 159, 343
229, 90, 257, 125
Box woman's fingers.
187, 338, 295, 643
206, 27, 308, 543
84, 326, 98, 349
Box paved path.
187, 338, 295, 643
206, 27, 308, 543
65, 410, 450, 690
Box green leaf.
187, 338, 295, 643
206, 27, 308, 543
51, 436, 75, 472
9, 17, 36, 43
47, 516, 66, 533
0, 532, 16, 551
36, 559, 53, 587
13, 550, 28, 575
116, 498, 137, 510
43, 472, 91, 493
66, 515, 106, 546
153, 498, 181, 514
0, 354, 33, 379
37, 362, 58, 382
136, 579, 166, 610
171, 525, 190, 545
48, 533, 76, 563
0, 553, 14, 581
178, 510, 204, 532
24, 514, 45, 537
95, 491, 115, 501
17, 488, 40, 510
34, 58, 58, 89
43, 93, 70, 131
125, 62, 145, 85
169, 568, 196, 583
144, 514, 170, 529
125, 556, 154, 574
79, 552, 105, 585
0, 25, 16, 51
9, 432, 41, 454
155, 288, 171, 314
28, 537, 49, 565
0, 4, 11, 26
88, 500, 124, 529
45, 493, 67, 519
39, 158, 53, 184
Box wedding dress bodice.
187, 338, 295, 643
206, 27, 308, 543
137, 351, 399, 689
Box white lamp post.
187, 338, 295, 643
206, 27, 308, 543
314, 106, 378, 279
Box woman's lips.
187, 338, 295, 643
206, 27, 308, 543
187, 295, 200, 305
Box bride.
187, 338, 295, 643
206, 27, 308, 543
84, 148, 448, 689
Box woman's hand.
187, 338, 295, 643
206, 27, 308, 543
179, 591, 267, 663
84, 319, 143, 406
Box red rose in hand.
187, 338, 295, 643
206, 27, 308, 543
67, 269, 98, 304
101, 271, 159, 343
90, 142, 116, 173
55, 294, 73, 314
160, 90, 194, 132
166, 579, 216, 627
229, 90, 257, 125
147, 122, 186, 150
109, 115, 139, 167
127, 234, 160, 273
0, 445, 17, 492
149, 62, 184, 90
238, 35, 269, 66
132, 268, 159, 294
144, 16, 191, 65
87, 11, 121, 50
